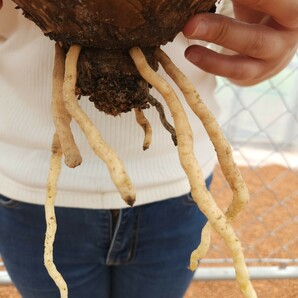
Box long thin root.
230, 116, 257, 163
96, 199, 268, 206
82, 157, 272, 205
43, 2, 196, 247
155, 48, 249, 270
134, 108, 152, 150
189, 222, 212, 271
44, 133, 68, 298
130, 47, 257, 298
147, 95, 177, 145
155, 48, 249, 222
63, 45, 136, 206
52, 42, 82, 168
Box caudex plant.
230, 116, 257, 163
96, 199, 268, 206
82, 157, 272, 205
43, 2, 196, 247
11, 0, 258, 297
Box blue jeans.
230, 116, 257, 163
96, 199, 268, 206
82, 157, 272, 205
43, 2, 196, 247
0, 176, 212, 298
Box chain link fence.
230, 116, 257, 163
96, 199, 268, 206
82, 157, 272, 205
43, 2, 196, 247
1, 53, 298, 286
194, 51, 298, 281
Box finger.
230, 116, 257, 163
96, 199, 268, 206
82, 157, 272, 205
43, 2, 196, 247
231, 3, 265, 24
183, 13, 284, 59
184, 45, 269, 85
233, 0, 298, 29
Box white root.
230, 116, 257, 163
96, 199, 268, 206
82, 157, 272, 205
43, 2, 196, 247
155, 48, 249, 262
134, 108, 152, 150
155, 48, 248, 220
189, 222, 212, 270
44, 133, 68, 298
129, 47, 257, 298
44, 44, 137, 298
63, 45, 136, 206
52, 43, 82, 168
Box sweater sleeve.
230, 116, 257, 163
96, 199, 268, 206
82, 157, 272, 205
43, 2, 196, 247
217, 0, 234, 17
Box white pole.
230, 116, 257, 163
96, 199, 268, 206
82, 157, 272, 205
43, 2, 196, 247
194, 266, 298, 280
0, 271, 11, 285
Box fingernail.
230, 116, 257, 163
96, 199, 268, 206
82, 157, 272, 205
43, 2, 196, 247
189, 20, 208, 38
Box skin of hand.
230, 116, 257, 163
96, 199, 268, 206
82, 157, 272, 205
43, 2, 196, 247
183, 0, 298, 86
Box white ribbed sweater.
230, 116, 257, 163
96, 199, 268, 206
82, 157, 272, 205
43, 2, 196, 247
0, 1, 220, 209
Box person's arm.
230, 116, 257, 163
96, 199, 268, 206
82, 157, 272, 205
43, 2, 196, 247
183, 0, 298, 86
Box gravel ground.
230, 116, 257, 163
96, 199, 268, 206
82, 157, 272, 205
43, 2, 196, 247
185, 279, 298, 298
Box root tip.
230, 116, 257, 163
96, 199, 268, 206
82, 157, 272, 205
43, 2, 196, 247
64, 156, 82, 168
125, 197, 136, 207
188, 260, 199, 272
172, 136, 178, 146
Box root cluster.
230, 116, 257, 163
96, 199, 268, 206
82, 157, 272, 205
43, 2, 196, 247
44, 44, 258, 298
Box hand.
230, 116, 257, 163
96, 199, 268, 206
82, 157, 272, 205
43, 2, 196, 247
183, 0, 298, 86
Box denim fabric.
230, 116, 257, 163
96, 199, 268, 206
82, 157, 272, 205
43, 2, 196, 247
0, 175, 212, 298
